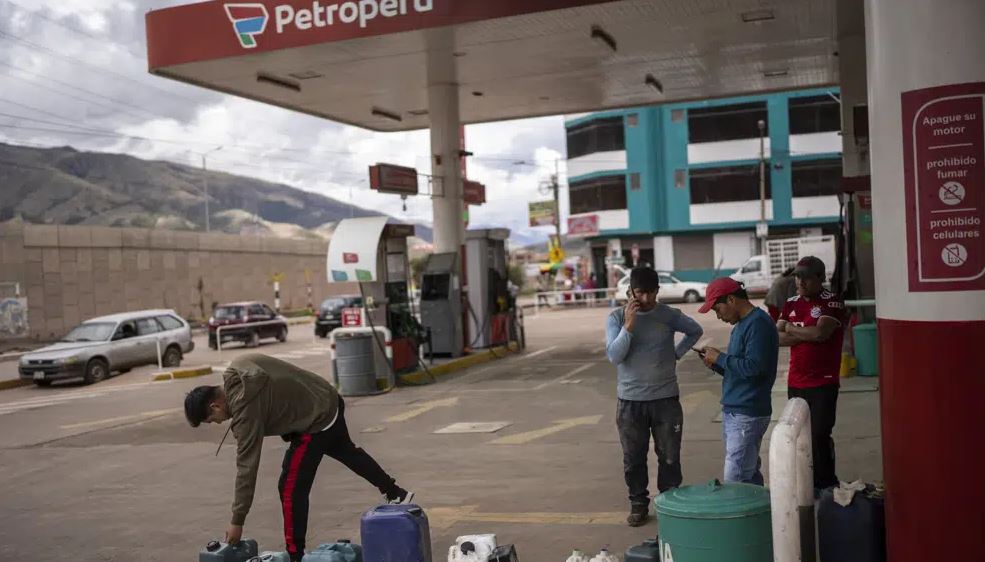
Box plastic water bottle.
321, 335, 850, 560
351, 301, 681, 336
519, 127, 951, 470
566, 549, 589, 562
589, 547, 619, 562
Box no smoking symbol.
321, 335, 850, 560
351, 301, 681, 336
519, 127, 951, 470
941, 243, 968, 268
939, 181, 966, 206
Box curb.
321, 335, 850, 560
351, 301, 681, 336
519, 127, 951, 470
0, 378, 31, 391
0, 352, 29, 365
151, 365, 215, 382
399, 343, 519, 385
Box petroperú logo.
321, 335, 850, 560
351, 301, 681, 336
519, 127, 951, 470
224, 1, 435, 49
225, 4, 269, 49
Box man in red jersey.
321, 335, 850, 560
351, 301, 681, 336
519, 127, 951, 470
777, 256, 846, 490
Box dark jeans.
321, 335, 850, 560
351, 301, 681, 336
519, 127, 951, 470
789, 384, 840, 489
616, 397, 684, 507
279, 397, 401, 561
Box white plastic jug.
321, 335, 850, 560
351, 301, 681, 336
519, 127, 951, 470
566, 549, 589, 562
457, 534, 497, 558
447, 546, 483, 562
589, 548, 619, 562
448, 534, 497, 561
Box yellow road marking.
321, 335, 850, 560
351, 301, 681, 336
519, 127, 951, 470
427, 506, 624, 531
59, 408, 180, 430
489, 415, 602, 445
385, 397, 459, 423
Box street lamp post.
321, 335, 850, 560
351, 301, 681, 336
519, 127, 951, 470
199, 146, 223, 232
757, 119, 767, 252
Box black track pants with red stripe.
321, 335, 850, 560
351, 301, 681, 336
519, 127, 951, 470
278, 397, 402, 561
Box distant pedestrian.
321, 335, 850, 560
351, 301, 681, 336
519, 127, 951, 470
765, 267, 798, 322
698, 278, 778, 485
777, 256, 846, 490
606, 267, 704, 526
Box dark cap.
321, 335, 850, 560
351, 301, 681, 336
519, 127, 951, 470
792, 256, 826, 279
699, 277, 744, 313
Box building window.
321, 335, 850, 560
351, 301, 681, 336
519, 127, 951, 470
566, 117, 625, 159
689, 164, 772, 204
791, 159, 842, 197
789, 95, 841, 135
568, 175, 627, 214
688, 102, 768, 143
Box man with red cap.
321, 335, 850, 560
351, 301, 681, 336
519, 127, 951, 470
777, 256, 846, 490
697, 277, 778, 485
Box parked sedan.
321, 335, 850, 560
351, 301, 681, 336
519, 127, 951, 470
314, 295, 362, 338
208, 302, 288, 349
616, 272, 708, 304
19, 309, 194, 386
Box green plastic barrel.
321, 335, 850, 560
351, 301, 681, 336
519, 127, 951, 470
853, 323, 879, 377
654, 479, 772, 562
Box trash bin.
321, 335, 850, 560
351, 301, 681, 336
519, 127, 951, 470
654, 479, 772, 562
853, 323, 879, 377
334, 333, 379, 396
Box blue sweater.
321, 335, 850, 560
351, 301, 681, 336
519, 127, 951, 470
714, 307, 779, 417
606, 304, 704, 401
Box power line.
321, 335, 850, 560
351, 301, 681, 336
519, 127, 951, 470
0, 0, 107, 43
0, 72, 152, 121
0, 28, 204, 106
0, 60, 163, 120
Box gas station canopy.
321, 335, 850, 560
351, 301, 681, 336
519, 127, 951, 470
146, 0, 838, 132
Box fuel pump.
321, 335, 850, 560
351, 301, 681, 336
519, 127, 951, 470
464, 229, 512, 349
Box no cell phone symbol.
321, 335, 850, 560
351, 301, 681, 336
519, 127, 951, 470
941, 243, 968, 268
939, 181, 966, 206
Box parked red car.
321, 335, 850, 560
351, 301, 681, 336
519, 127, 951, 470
208, 301, 288, 350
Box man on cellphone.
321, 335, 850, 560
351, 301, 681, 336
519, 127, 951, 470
605, 267, 703, 526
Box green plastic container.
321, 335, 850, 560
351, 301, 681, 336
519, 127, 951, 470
654, 479, 772, 562
853, 323, 879, 376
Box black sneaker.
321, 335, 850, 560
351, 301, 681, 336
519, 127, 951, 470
385, 489, 415, 505
627, 504, 649, 527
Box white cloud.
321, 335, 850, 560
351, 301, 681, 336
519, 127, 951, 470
0, 0, 569, 244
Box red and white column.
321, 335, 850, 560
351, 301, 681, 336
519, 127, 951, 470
865, 0, 985, 559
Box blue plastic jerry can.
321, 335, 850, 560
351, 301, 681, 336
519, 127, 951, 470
199, 539, 259, 562
250, 553, 292, 562
302, 539, 364, 561
361, 505, 432, 562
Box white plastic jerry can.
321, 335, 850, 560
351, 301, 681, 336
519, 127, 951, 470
447, 545, 483, 562
589, 547, 620, 562
448, 533, 497, 562
566, 549, 589, 562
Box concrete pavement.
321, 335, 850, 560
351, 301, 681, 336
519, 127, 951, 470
0, 303, 883, 561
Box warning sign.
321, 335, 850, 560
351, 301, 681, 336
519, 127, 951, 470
902, 82, 985, 291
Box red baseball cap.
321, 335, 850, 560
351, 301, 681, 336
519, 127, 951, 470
699, 277, 744, 313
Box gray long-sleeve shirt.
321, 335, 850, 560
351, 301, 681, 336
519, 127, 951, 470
606, 303, 704, 401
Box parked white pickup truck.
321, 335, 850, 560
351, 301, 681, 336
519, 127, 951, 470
730, 235, 836, 293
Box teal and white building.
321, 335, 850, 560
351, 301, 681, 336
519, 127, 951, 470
565, 88, 843, 283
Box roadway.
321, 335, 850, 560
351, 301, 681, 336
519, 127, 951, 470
0, 303, 883, 561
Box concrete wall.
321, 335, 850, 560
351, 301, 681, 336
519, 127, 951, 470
0, 221, 349, 341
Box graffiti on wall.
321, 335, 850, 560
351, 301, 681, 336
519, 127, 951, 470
0, 297, 28, 338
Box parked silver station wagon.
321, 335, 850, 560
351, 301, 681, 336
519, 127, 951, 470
19, 309, 195, 386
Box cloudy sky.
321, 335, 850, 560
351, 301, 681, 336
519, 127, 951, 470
0, 0, 571, 244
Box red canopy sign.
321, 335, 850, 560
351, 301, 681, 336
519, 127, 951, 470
463, 180, 486, 205
369, 163, 419, 195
